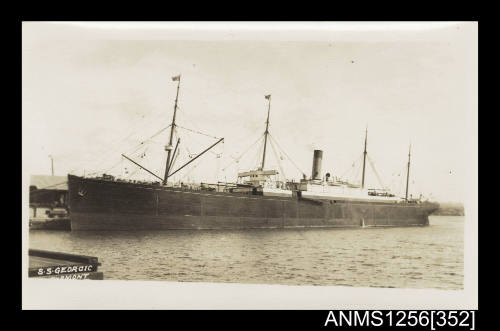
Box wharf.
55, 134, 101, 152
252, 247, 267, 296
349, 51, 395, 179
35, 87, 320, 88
28, 249, 103, 280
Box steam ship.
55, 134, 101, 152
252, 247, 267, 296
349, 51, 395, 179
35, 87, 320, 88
67, 76, 439, 230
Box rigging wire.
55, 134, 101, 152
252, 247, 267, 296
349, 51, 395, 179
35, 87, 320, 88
339, 154, 364, 180
176, 136, 217, 183
175, 106, 204, 133
180, 158, 203, 181
106, 126, 174, 180
73, 86, 221, 179
254, 139, 265, 170
269, 137, 286, 181
86, 112, 172, 171
88, 123, 172, 176
176, 123, 220, 157
221, 134, 265, 172
352, 160, 362, 184
102, 158, 124, 174
398, 166, 405, 196
390, 162, 407, 196
175, 105, 223, 157
163, 127, 180, 178
176, 124, 220, 140
367, 154, 388, 190
170, 148, 181, 178
118, 124, 171, 167
268, 134, 306, 177
214, 140, 224, 182
88, 140, 150, 177
126, 124, 172, 154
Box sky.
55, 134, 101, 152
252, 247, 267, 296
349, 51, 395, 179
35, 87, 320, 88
22, 22, 477, 203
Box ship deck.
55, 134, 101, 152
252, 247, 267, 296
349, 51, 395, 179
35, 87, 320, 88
70, 175, 417, 206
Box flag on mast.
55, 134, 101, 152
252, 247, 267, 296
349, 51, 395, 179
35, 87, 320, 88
172, 75, 181, 81
265, 94, 271, 99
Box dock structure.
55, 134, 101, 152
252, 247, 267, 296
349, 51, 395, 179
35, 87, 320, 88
29, 175, 70, 230
28, 249, 103, 280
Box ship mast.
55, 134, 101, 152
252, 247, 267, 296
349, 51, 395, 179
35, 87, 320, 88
361, 128, 367, 189
405, 144, 411, 201
163, 75, 181, 185
260, 94, 271, 170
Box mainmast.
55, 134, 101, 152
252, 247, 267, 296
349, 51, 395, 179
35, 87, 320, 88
163, 74, 181, 185
405, 144, 411, 201
361, 128, 367, 189
260, 94, 271, 170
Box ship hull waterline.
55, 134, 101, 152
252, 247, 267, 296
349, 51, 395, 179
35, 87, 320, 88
67, 175, 438, 231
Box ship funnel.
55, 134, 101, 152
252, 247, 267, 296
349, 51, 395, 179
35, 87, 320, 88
311, 150, 323, 180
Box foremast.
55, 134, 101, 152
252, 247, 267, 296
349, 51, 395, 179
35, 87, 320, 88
163, 74, 181, 185
116, 75, 224, 185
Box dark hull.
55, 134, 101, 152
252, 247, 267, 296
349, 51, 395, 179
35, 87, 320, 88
67, 175, 439, 231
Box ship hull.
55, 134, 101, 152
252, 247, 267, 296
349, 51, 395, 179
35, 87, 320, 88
67, 175, 438, 231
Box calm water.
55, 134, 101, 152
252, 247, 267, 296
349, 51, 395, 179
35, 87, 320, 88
29, 216, 464, 289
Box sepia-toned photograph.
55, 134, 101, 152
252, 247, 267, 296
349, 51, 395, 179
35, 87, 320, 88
22, 21, 478, 309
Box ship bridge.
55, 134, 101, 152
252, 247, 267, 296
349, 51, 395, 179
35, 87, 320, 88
237, 169, 279, 188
